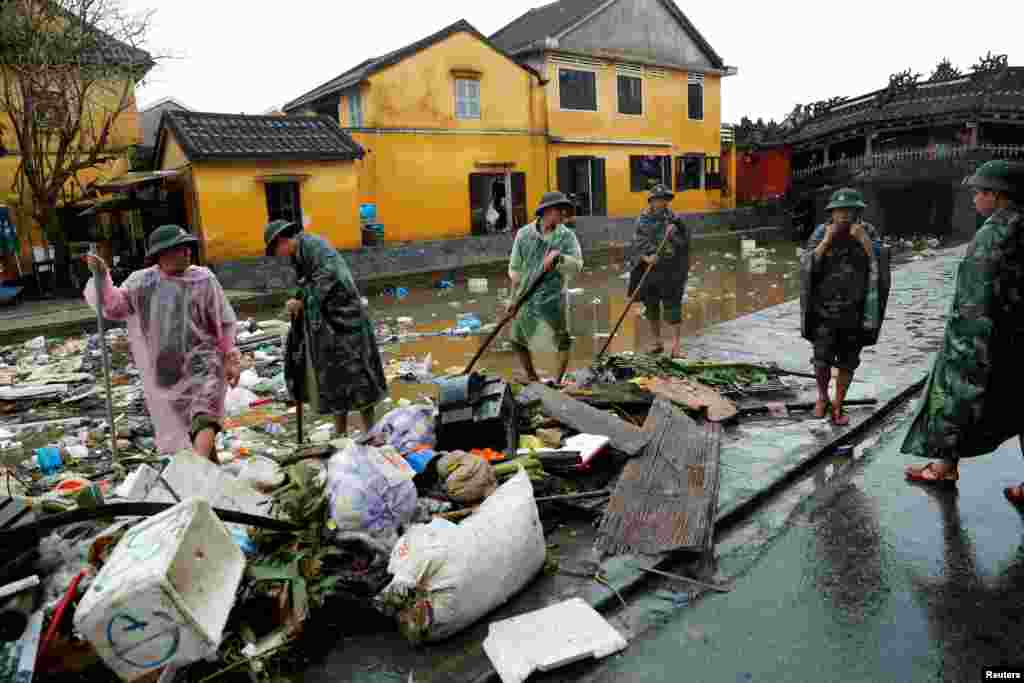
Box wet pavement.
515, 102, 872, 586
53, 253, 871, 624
565, 399, 1024, 683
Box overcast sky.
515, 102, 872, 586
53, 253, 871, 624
129, 0, 1021, 124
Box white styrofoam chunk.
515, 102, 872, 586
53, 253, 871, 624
115, 465, 161, 500
482, 598, 628, 683
74, 499, 246, 682
147, 453, 271, 519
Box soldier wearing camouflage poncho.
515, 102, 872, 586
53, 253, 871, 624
507, 192, 584, 385
266, 221, 387, 436
903, 161, 1024, 508
800, 188, 886, 426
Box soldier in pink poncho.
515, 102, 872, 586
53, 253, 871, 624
85, 225, 241, 461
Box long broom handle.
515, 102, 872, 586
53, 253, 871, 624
463, 256, 561, 376
88, 258, 118, 460
595, 229, 674, 361
292, 311, 304, 445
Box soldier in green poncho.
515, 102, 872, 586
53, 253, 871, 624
903, 161, 1024, 507
507, 192, 584, 384
266, 221, 387, 436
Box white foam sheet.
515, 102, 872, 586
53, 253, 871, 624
482, 598, 628, 683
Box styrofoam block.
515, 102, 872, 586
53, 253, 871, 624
147, 453, 271, 519
483, 598, 628, 683
74, 499, 246, 681
740, 239, 757, 254
115, 465, 160, 500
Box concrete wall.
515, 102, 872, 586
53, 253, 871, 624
557, 0, 715, 69
211, 204, 791, 292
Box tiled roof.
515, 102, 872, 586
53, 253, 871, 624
788, 67, 1024, 144
160, 111, 364, 162
283, 19, 521, 112
489, 0, 724, 68
489, 0, 607, 54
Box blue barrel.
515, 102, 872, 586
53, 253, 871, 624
359, 204, 377, 224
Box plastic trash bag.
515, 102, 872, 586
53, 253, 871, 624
369, 404, 436, 454
436, 452, 496, 505
326, 439, 418, 547
376, 470, 545, 644
225, 386, 259, 416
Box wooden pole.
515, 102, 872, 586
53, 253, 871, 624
89, 257, 118, 460
595, 230, 673, 361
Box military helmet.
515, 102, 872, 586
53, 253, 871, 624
962, 160, 1021, 194
825, 188, 867, 211
145, 224, 198, 261
535, 191, 574, 216
264, 219, 301, 256
648, 184, 675, 202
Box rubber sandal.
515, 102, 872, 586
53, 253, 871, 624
905, 462, 959, 484
830, 410, 851, 427
1004, 484, 1024, 506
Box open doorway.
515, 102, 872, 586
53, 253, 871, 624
470, 172, 526, 235
556, 156, 607, 216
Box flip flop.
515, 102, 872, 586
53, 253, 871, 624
905, 462, 959, 484
1004, 484, 1024, 506
830, 410, 851, 427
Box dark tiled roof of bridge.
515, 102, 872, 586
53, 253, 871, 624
283, 19, 527, 112
489, 0, 724, 68
787, 67, 1024, 145
159, 111, 364, 162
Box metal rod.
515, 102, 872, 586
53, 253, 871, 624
596, 230, 673, 361
628, 563, 733, 593
91, 261, 118, 460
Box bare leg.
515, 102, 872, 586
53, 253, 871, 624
668, 323, 683, 358
516, 346, 540, 382
647, 318, 663, 353
834, 369, 854, 422
556, 350, 570, 386
334, 413, 348, 437
193, 428, 218, 465
360, 407, 376, 433
814, 365, 831, 418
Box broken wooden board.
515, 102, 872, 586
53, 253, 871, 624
635, 376, 737, 422
519, 383, 650, 457
596, 399, 722, 556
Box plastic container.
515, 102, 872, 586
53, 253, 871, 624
468, 278, 488, 295
456, 313, 482, 332
359, 204, 378, 224
35, 447, 63, 476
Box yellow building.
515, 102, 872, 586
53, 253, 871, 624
491, 0, 737, 215
284, 20, 547, 243
153, 110, 364, 263
282, 0, 736, 244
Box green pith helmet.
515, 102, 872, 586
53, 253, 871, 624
962, 160, 1020, 194
648, 184, 675, 202
825, 188, 867, 211
535, 191, 574, 216
145, 224, 198, 260
264, 219, 300, 256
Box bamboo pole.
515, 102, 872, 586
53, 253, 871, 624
88, 255, 118, 460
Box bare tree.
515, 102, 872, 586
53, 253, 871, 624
0, 0, 155, 282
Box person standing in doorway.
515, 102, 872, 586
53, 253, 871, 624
630, 184, 691, 357
508, 191, 583, 385
903, 161, 1024, 505
84, 225, 241, 462
800, 188, 883, 426
265, 220, 387, 436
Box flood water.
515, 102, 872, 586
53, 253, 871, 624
276, 234, 803, 402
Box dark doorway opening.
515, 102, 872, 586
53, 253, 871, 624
556, 156, 607, 217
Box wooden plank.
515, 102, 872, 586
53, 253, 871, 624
519, 384, 650, 456
638, 377, 738, 422
596, 399, 722, 556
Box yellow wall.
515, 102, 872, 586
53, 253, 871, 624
187, 160, 361, 264
343, 30, 546, 241
543, 57, 725, 215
